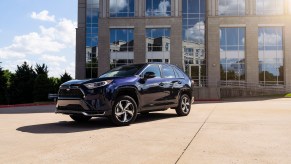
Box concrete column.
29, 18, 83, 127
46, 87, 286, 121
245, 21, 259, 85
178, 0, 182, 17
135, 0, 140, 17
134, 21, 146, 63
208, 0, 216, 16
98, 18, 110, 75
75, 0, 86, 79
207, 18, 220, 87
170, 19, 183, 69
285, 17, 291, 87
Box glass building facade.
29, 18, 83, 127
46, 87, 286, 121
218, 0, 245, 16
86, 0, 99, 78
182, 0, 206, 86
220, 28, 246, 83
110, 28, 134, 68
146, 28, 171, 63
258, 27, 284, 86
79, 0, 291, 98
146, 0, 171, 16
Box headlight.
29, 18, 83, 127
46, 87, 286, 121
84, 80, 113, 89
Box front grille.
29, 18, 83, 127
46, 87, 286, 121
58, 88, 84, 98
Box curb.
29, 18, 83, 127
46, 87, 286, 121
0, 103, 56, 108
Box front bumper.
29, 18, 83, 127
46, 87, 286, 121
56, 99, 109, 116
56, 87, 112, 117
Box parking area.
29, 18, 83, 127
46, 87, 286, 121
1, 98, 291, 164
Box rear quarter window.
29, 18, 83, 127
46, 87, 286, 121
173, 66, 186, 79
162, 65, 176, 78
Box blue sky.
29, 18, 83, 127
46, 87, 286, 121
0, 0, 77, 77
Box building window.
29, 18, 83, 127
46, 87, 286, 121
110, 29, 134, 68
258, 27, 284, 86
146, 28, 171, 63
146, 0, 171, 16
86, 0, 99, 78
110, 0, 134, 17
220, 28, 246, 83
182, 0, 206, 87
218, 0, 245, 16
256, 0, 284, 15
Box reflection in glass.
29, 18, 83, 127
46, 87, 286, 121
110, 0, 134, 17
182, 0, 206, 87
146, 0, 171, 16
86, 0, 99, 78
110, 29, 134, 68
146, 28, 171, 63
256, 0, 284, 15
220, 28, 245, 83
258, 27, 284, 86
218, 0, 245, 16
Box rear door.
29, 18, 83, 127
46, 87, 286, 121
160, 65, 178, 106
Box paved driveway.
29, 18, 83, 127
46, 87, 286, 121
0, 98, 291, 163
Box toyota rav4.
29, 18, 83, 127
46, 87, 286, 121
56, 63, 194, 126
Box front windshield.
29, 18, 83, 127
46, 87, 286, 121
99, 64, 146, 78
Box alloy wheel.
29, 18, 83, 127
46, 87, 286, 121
115, 100, 135, 123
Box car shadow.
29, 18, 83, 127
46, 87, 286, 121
0, 105, 55, 114
16, 113, 177, 134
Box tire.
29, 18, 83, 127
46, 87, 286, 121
176, 94, 191, 116
111, 95, 138, 126
70, 114, 92, 122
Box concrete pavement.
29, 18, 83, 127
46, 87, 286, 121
0, 98, 291, 163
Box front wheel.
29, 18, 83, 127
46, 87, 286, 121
111, 95, 138, 126
176, 94, 191, 116
70, 114, 92, 123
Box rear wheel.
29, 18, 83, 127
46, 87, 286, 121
111, 95, 138, 126
70, 114, 92, 122
176, 94, 191, 116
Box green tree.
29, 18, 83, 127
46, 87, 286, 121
9, 62, 36, 104
49, 77, 61, 93
35, 64, 48, 75
33, 74, 50, 102
0, 67, 8, 104
60, 72, 72, 84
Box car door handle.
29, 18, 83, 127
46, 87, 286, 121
173, 81, 182, 84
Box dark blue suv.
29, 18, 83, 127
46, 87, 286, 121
56, 63, 194, 126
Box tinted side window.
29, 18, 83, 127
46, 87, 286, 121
173, 67, 185, 78
162, 65, 176, 78
142, 65, 161, 78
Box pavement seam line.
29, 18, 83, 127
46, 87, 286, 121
175, 106, 216, 164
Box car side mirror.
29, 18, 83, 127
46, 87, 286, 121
143, 71, 156, 79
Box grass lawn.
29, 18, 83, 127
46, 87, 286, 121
285, 93, 291, 98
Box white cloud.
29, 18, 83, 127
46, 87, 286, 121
0, 11, 77, 78
110, 0, 128, 13
146, 0, 171, 16
184, 21, 205, 43
41, 54, 66, 63
40, 18, 77, 45
31, 10, 56, 22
